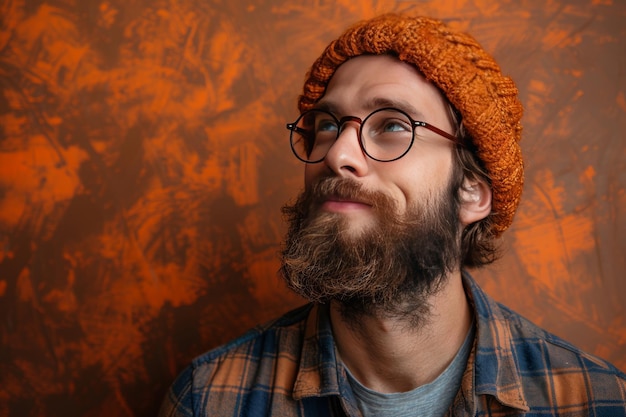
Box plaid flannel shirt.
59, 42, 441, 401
159, 272, 626, 416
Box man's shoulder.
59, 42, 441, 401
191, 303, 314, 370
492, 300, 626, 411
497, 300, 625, 377
158, 304, 315, 417
466, 273, 625, 385
465, 272, 626, 414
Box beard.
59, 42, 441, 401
280, 174, 463, 327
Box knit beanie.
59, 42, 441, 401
298, 13, 524, 236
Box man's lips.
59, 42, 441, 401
320, 196, 373, 212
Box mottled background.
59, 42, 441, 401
0, 0, 624, 415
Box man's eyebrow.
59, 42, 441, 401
312, 97, 426, 119
365, 97, 426, 119
311, 101, 336, 113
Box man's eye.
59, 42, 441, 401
382, 120, 410, 132
316, 120, 338, 132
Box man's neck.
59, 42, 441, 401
329, 271, 472, 393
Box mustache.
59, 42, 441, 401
304, 176, 394, 211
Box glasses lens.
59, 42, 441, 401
362, 109, 414, 162
290, 110, 338, 163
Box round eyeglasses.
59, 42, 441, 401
286, 107, 462, 163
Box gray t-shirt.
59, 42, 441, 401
345, 323, 475, 417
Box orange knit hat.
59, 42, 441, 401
298, 14, 524, 236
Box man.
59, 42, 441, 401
159, 14, 626, 416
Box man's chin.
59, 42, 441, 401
315, 211, 380, 240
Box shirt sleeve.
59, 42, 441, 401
158, 366, 195, 417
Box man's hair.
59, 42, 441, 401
448, 105, 499, 267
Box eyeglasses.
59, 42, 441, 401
286, 107, 462, 163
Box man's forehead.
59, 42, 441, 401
313, 55, 443, 118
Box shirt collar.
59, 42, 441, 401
292, 304, 343, 400
462, 271, 529, 411
292, 273, 530, 412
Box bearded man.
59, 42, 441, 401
159, 13, 626, 417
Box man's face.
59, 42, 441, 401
281, 55, 465, 322
303, 54, 458, 235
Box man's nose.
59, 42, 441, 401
323, 122, 369, 177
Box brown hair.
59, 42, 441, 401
451, 111, 500, 267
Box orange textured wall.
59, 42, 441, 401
0, 0, 624, 415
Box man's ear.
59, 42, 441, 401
459, 178, 492, 226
